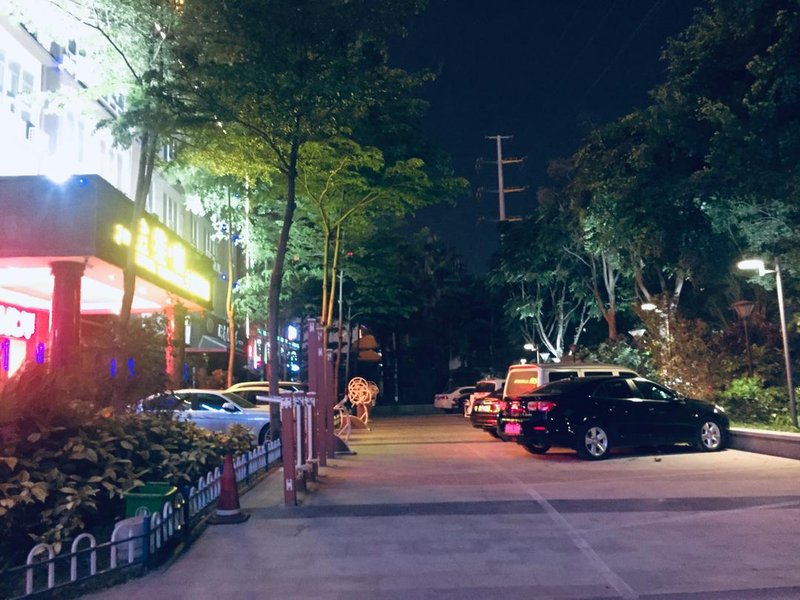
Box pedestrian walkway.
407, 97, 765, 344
83, 413, 800, 600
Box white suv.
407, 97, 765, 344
433, 385, 476, 413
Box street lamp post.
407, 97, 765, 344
737, 258, 797, 428
731, 300, 756, 377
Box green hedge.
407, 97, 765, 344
715, 376, 795, 429
0, 408, 252, 570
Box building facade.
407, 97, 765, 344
0, 11, 250, 385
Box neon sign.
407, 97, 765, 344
0, 304, 36, 340
113, 221, 211, 302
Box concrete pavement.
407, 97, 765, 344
84, 413, 800, 599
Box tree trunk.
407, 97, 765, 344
268, 141, 299, 440
226, 188, 235, 389
120, 131, 157, 328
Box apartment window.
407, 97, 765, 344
8, 62, 20, 112
21, 71, 33, 124
165, 195, 178, 230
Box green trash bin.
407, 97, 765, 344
123, 482, 178, 517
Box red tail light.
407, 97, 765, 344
527, 400, 557, 412
508, 400, 524, 417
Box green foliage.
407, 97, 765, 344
716, 376, 793, 428
0, 377, 252, 569
579, 339, 654, 377
82, 315, 171, 410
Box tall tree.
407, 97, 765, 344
487, 207, 595, 360
44, 0, 190, 328
174, 0, 428, 398
656, 0, 800, 272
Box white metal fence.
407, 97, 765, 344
1, 439, 281, 600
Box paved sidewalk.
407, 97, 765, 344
83, 413, 800, 600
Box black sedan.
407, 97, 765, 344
496, 376, 729, 460
469, 390, 504, 437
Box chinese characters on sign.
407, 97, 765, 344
0, 304, 36, 339
113, 221, 211, 302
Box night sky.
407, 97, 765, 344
393, 0, 705, 272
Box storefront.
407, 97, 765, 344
0, 174, 214, 379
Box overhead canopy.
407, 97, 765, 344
186, 334, 228, 353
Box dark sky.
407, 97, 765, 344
393, 0, 705, 272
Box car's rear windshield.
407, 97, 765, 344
475, 381, 499, 392
506, 369, 539, 396
529, 378, 592, 396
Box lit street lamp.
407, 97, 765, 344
737, 258, 797, 428
523, 342, 540, 363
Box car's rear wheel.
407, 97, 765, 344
523, 442, 550, 455
259, 426, 279, 445
696, 419, 725, 452
577, 423, 610, 460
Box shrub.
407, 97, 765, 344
715, 376, 792, 427
0, 405, 252, 570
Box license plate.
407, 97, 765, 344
476, 404, 490, 412
504, 422, 521, 436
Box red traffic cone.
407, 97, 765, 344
209, 454, 250, 525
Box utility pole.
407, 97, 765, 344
482, 135, 527, 221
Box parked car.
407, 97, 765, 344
138, 389, 274, 444
433, 385, 476, 413
227, 380, 305, 393
225, 381, 305, 405
468, 390, 504, 437
464, 378, 504, 416
503, 362, 640, 400
496, 376, 729, 460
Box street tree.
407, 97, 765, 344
40, 0, 192, 329
171, 0, 428, 398
655, 0, 800, 272
487, 209, 595, 361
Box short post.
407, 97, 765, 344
280, 398, 296, 506
305, 396, 318, 480
294, 400, 306, 492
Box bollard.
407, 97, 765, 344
280, 398, 297, 506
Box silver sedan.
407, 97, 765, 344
139, 389, 273, 444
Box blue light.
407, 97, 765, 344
127, 358, 135, 377
1, 339, 9, 372
110, 358, 117, 377
35, 343, 46, 364
220, 273, 228, 281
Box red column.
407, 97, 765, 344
307, 319, 327, 466
164, 301, 187, 388
49, 261, 84, 369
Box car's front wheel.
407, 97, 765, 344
576, 423, 611, 460
696, 419, 725, 452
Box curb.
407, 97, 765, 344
730, 428, 800, 460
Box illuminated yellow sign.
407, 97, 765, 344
113, 221, 211, 302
